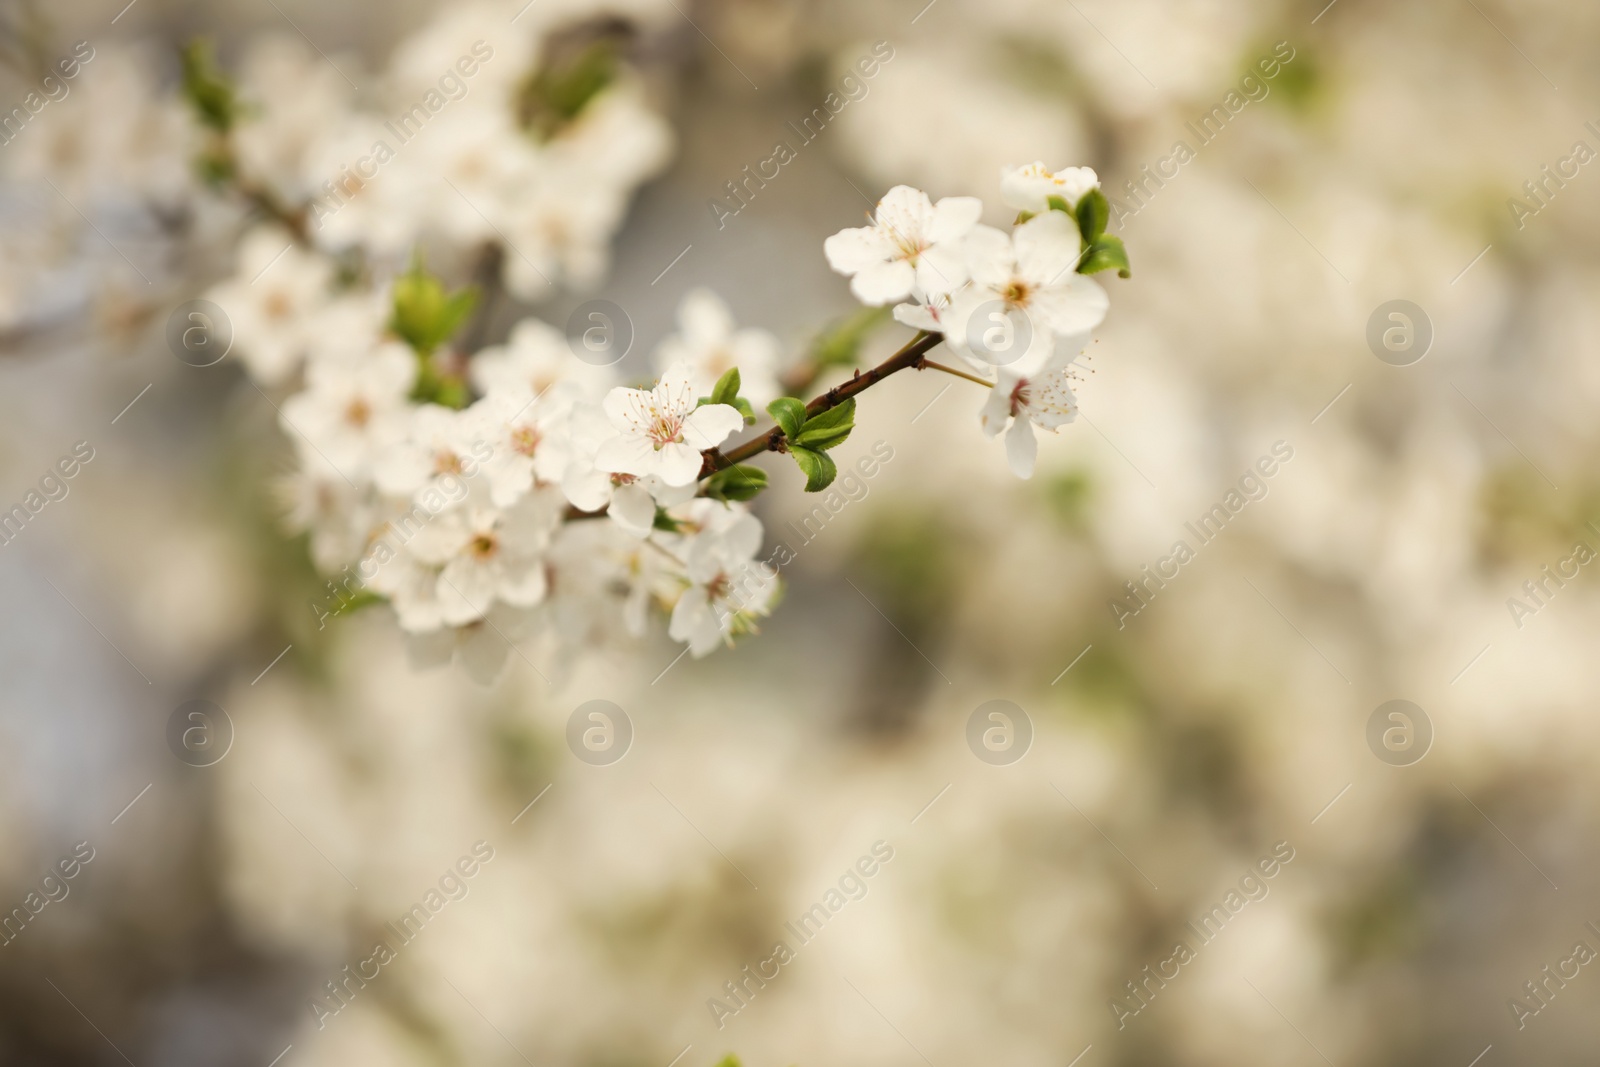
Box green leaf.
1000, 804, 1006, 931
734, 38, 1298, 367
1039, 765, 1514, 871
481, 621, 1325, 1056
1075, 188, 1110, 243
180, 39, 239, 133
391, 256, 479, 357
1078, 233, 1131, 278
653, 507, 687, 533
704, 464, 768, 502
766, 397, 807, 440
790, 446, 837, 492
711, 1057, 742, 1067
793, 397, 855, 452
516, 37, 618, 141
699, 368, 755, 424
709, 367, 741, 405
1046, 194, 1073, 214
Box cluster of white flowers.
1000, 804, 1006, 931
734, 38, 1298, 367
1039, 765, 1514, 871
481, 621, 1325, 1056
234, 258, 783, 680
824, 164, 1116, 477
233, 2, 673, 296
208, 157, 1123, 681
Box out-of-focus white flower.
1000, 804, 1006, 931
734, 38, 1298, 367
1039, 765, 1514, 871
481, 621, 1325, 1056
406, 496, 560, 626
1000, 162, 1100, 213
301, 115, 425, 257
426, 109, 541, 244
206, 227, 333, 385
280, 342, 416, 481
6, 44, 196, 209
472, 387, 575, 507
499, 172, 624, 298
654, 288, 783, 406
978, 355, 1082, 478
277, 465, 377, 572
945, 212, 1108, 376
823, 184, 982, 304
403, 603, 538, 685
304, 291, 392, 367
234, 35, 357, 202
366, 541, 447, 634
595, 364, 744, 487
470, 317, 616, 402
549, 83, 675, 184
374, 404, 493, 502
668, 504, 776, 656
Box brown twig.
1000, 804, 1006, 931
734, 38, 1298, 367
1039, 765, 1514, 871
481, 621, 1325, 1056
701, 330, 946, 477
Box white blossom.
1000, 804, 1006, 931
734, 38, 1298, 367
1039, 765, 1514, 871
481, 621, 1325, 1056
374, 404, 494, 503
404, 495, 560, 626
280, 341, 415, 481
594, 364, 745, 487
944, 212, 1108, 376
1000, 162, 1100, 213
206, 227, 334, 385
654, 288, 783, 406
469, 317, 616, 402
668, 503, 778, 657
823, 184, 982, 304
978, 354, 1083, 478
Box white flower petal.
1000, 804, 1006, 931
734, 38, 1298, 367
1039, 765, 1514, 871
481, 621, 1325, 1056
1030, 275, 1110, 338
823, 226, 895, 274
601, 386, 654, 432
681, 403, 745, 450
497, 560, 548, 607
594, 433, 657, 476
914, 244, 969, 298
979, 379, 1013, 438
562, 465, 614, 512
1014, 211, 1083, 285
656, 441, 704, 486
608, 482, 657, 538
1005, 417, 1038, 478
929, 195, 983, 243
874, 185, 935, 241
850, 259, 917, 306
893, 302, 943, 333
962, 224, 1015, 287
438, 557, 497, 624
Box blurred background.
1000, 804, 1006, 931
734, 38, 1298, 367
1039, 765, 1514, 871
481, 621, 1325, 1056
3, 0, 1600, 1064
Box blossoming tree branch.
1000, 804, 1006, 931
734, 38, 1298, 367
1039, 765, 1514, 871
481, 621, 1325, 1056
176, 27, 1129, 681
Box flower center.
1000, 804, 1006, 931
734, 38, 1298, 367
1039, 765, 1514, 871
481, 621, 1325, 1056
468, 533, 498, 560
512, 425, 540, 457
264, 290, 293, 319
887, 226, 928, 263
1009, 379, 1030, 418
343, 397, 372, 427
1002, 280, 1033, 310
646, 409, 683, 449
434, 450, 464, 475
